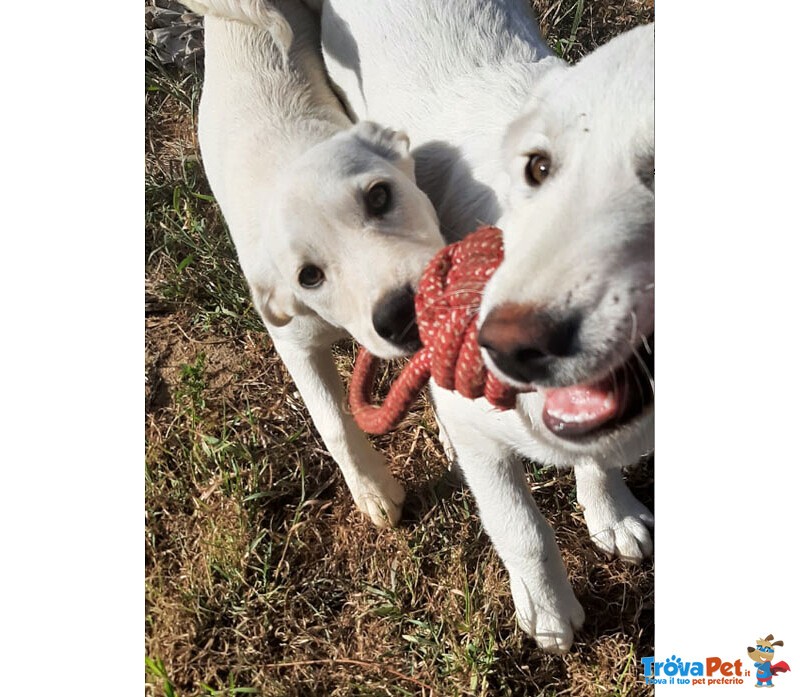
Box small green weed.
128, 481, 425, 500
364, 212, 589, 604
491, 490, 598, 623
145, 656, 179, 697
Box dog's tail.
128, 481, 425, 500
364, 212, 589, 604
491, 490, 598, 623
179, 0, 293, 54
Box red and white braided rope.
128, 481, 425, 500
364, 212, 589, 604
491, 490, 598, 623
349, 226, 519, 435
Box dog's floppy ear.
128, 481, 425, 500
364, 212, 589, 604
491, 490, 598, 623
251, 279, 300, 328
179, 0, 292, 53
352, 121, 416, 180
178, 0, 213, 14
772, 640, 784, 647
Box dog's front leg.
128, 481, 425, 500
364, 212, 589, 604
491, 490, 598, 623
574, 459, 654, 561
458, 437, 584, 653
433, 392, 584, 653
272, 336, 405, 527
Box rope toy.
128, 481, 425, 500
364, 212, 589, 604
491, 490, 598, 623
348, 226, 523, 435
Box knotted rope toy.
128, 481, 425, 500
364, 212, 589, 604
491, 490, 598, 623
349, 226, 523, 435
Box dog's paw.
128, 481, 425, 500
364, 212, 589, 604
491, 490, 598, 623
584, 494, 654, 562
509, 572, 585, 654
580, 480, 654, 562
350, 469, 406, 528
590, 515, 653, 562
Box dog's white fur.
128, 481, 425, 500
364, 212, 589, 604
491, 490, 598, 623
182, 0, 444, 527
320, 0, 560, 242
320, 0, 654, 652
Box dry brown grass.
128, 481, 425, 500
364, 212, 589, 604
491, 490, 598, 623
145, 2, 655, 695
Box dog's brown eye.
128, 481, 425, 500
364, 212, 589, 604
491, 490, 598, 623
298, 264, 324, 288
525, 153, 551, 186
365, 182, 392, 216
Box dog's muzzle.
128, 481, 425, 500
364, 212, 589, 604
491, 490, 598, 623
372, 285, 421, 351
477, 304, 581, 385
480, 303, 654, 439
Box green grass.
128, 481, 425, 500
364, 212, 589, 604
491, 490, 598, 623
549, 0, 586, 58
146, 656, 180, 697
145, 50, 261, 336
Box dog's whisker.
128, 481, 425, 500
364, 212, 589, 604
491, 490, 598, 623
638, 358, 655, 394
610, 340, 654, 399
628, 358, 649, 408
630, 345, 655, 395
414, 285, 486, 322
393, 283, 489, 344
628, 311, 639, 346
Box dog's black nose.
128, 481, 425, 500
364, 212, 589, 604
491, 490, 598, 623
478, 304, 580, 384
373, 285, 421, 350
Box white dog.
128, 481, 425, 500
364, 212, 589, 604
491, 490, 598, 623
180, 0, 444, 527
319, 0, 654, 652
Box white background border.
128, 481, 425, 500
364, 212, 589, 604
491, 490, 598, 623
656, 1, 798, 692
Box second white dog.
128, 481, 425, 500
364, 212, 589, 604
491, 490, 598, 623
182, 0, 444, 527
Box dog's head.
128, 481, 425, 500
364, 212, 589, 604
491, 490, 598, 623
747, 635, 783, 662
478, 24, 654, 443
252, 121, 443, 358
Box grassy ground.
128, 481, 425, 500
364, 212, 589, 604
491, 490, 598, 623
145, 1, 655, 695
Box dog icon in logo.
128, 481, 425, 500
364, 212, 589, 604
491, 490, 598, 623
747, 635, 791, 687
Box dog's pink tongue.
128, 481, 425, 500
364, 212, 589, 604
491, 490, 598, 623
542, 382, 618, 437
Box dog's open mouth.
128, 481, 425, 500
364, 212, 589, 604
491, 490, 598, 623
542, 334, 654, 439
